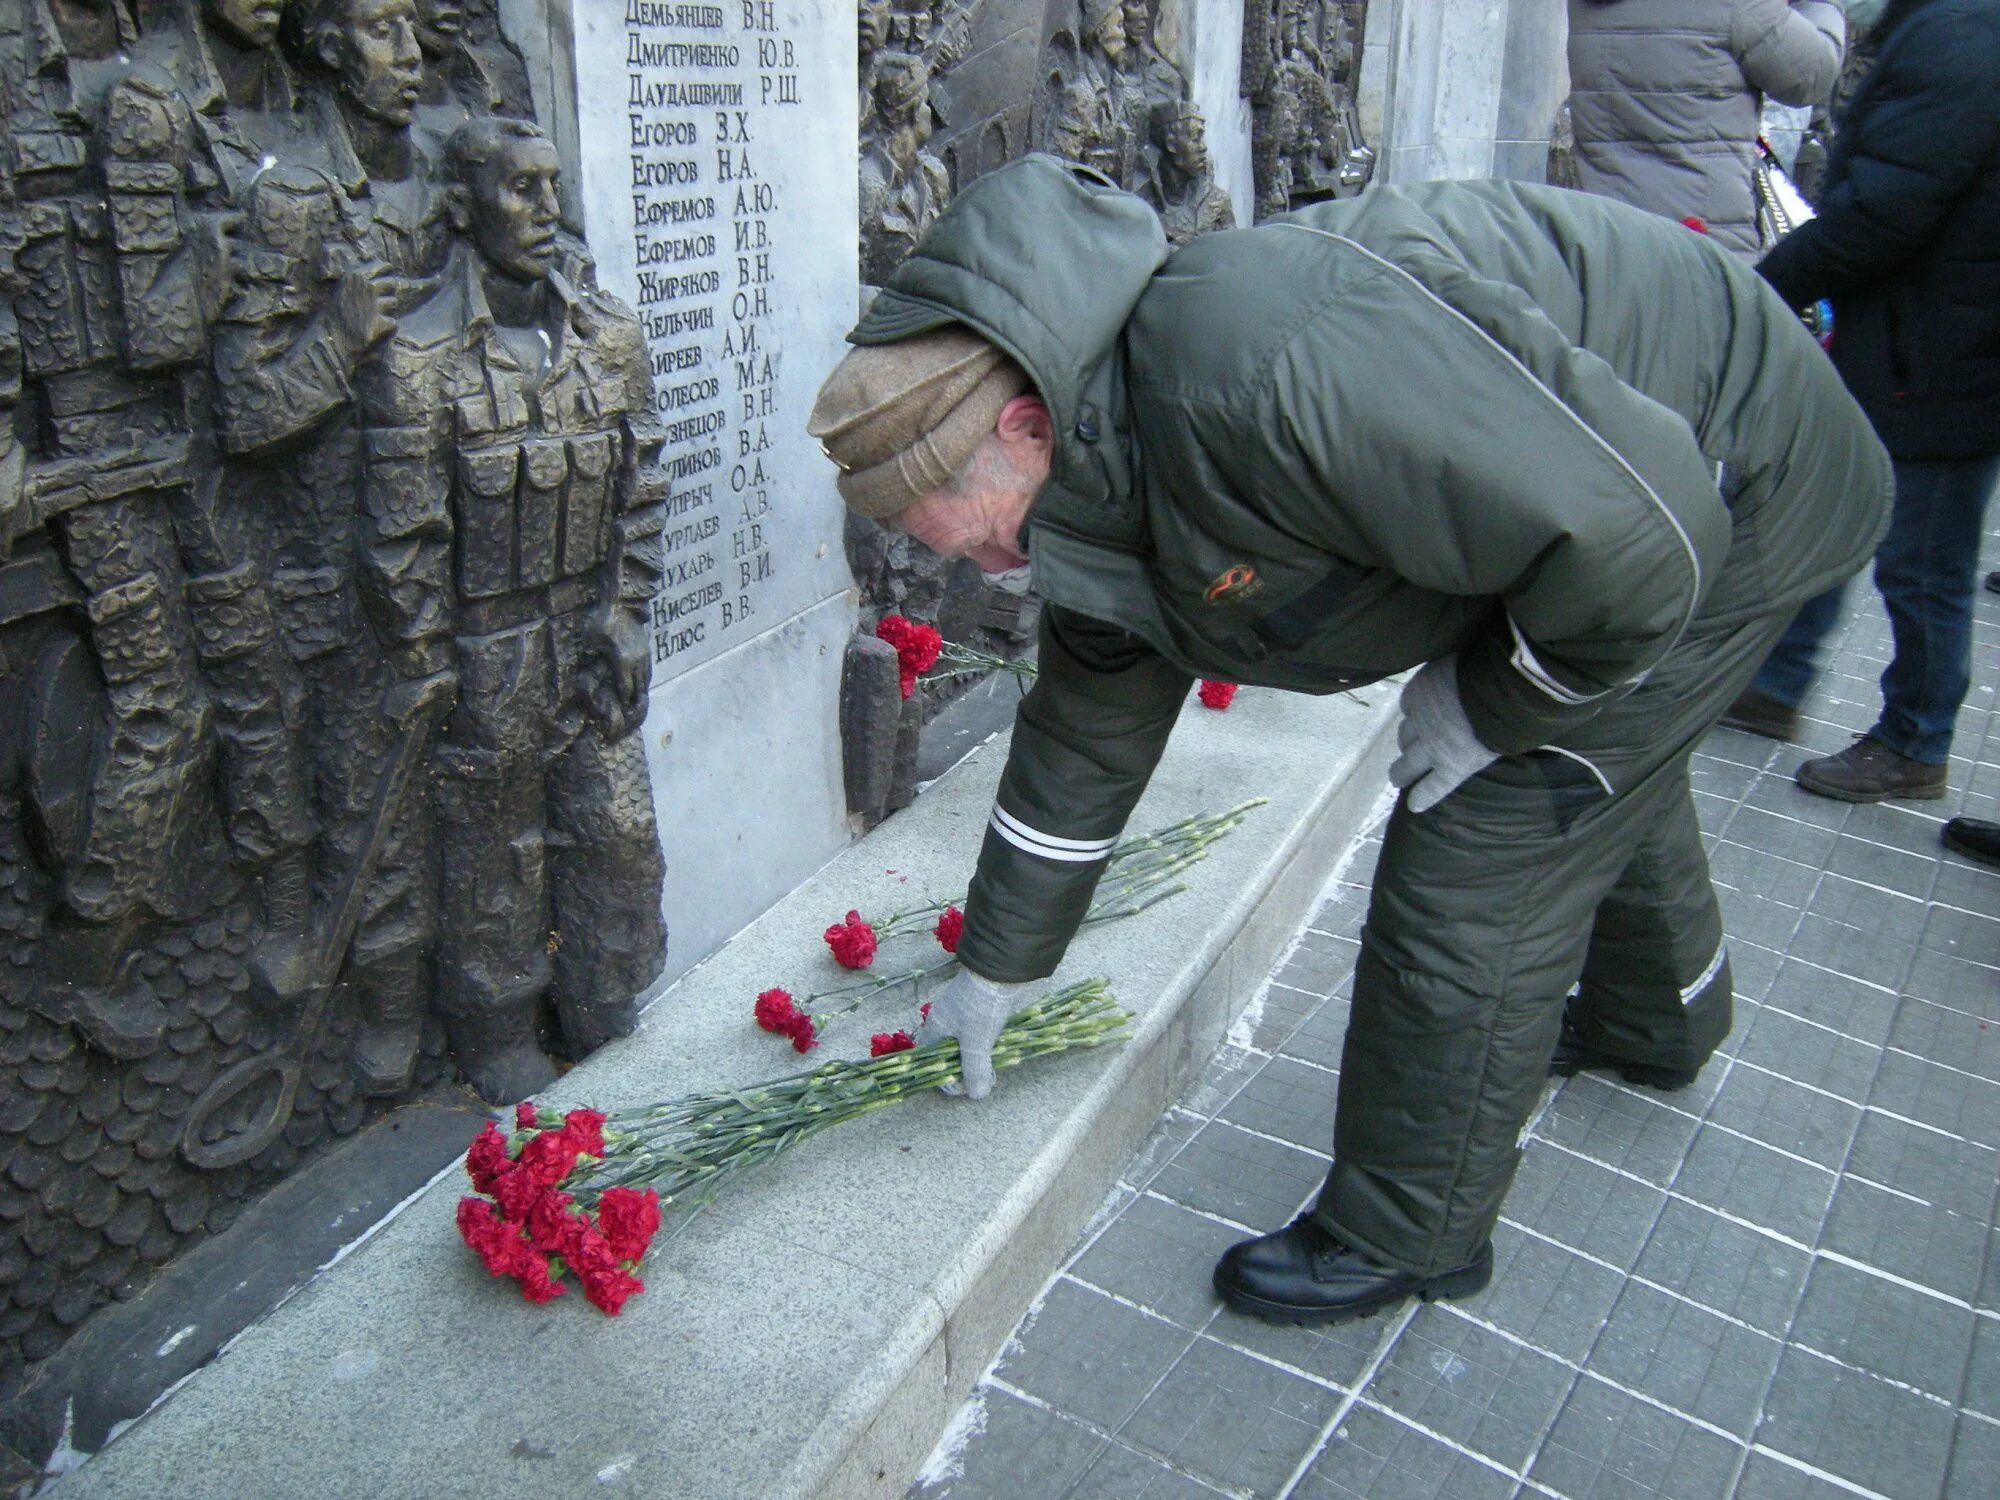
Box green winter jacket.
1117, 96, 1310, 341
849, 155, 1888, 982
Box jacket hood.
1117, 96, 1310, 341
848, 154, 1169, 540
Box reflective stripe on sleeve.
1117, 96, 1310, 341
989, 805, 1117, 864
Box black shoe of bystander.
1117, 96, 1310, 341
1213, 1215, 1492, 1325
1942, 817, 2000, 868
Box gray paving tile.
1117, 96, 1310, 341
1889, 996, 2000, 1082
1788, 909, 1918, 992
1206, 1301, 1395, 1391
1725, 1451, 1845, 1498
1813, 871, 1934, 947
1534, 1074, 1702, 1187
1788, 1257, 1974, 1400
1716, 886, 1808, 955
1182, 1044, 1266, 1122
1706, 1064, 1860, 1170
1869, 1048, 2000, 1150
1689, 752, 1763, 802
1585, 1279, 1782, 1439
1840, 799, 1954, 861
1066, 1440, 1233, 1499
1307, 883, 1372, 938
1929, 849, 2000, 921
1526, 1373, 1745, 1500
1294, 1402, 1517, 1500
1922, 902, 2000, 972
1699, 725, 1783, 772
1474, 1221, 1627, 1365
1669, 1125, 1837, 1245
1963, 1315, 2000, 1421
1732, 1006, 1882, 1103
1150, 1121, 1329, 1231
1507, 1142, 1668, 1270
1708, 842, 1822, 909
1821, 1173, 1991, 1304
1216, 1054, 1340, 1156
1365, 1307, 1572, 1473
1069, 1193, 1244, 1331
1118, 1108, 1207, 1196
1744, 775, 1851, 833
1276, 930, 1363, 997
1846, 1108, 2000, 1220
997, 1278, 1198, 1434
1822, 827, 1943, 896
1631, 1198, 1811, 1338
1903, 946, 2000, 1024
1117, 1334, 1346, 1498
1945, 1413, 2000, 1500
1279, 992, 1354, 1073
1726, 940, 1785, 1006
1755, 1346, 1955, 1500
1243, 982, 1318, 1052
909, 1386, 1107, 1499
1694, 788, 1740, 838
1764, 958, 1902, 1046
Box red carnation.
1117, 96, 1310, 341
526, 1187, 580, 1254
787, 1012, 818, 1052
1198, 680, 1238, 710
875, 615, 943, 698
1680, 215, 1710, 234
512, 1249, 566, 1304
465, 1122, 512, 1195
596, 1186, 663, 1263
560, 1107, 607, 1159
824, 910, 879, 969
871, 1031, 916, 1057
516, 1128, 584, 1191
456, 1196, 519, 1277
755, 987, 800, 1033
491, 1161, 546, 1224
514, 1102, 539, 1131
934, 904, 964, 954
920, 1002, 932, 1023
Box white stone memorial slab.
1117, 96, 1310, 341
552, 0, 862, 977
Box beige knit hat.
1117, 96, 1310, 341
807, 326, 1031, 520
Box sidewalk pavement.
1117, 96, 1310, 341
912, 572, 2000, 1500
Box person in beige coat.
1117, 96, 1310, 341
1566, 0, 1846, 256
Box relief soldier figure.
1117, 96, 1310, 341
287, 0, 448, 312
357, 118, 666, 1102
2, 0, 308, 1057
410, 0, 529, 154
859, 51, 951, 286
1152, 101, 1235, 245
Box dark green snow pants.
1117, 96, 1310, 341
1313, 607, 1795, 1276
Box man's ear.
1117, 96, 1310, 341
994, 394, 1054, 452
442, 183, 473, 234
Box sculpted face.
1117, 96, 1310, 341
1168, 114, 1208, 174
858, 0, 890, 56
205, 0, 287, 48
468, 134, 561, 282
1090, 9, 1127, 66
414, 0, 465, 56
328, 0, 424, 125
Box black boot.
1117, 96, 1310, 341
1548, 1010, 1697, 1091
1212, 1214, 1491, 1325
1942, 817, 2000, 869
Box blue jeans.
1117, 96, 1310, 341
1753, 454, 2000, 764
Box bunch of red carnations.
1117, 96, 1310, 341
456, 981, 1134, 1314
456, 1103, 659, 1315
875, 614, 943, 698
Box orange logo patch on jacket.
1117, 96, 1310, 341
1204, 565, 1262, 604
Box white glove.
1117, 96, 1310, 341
1388, 656, 1499, 813
916, 967, 1030, 1100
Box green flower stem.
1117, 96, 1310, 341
561, 982, 1130, 1218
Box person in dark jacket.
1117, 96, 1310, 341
811, 156, 1888, 1324
1723, 0, 2000, 807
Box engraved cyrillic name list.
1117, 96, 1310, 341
624, 0, 800, 668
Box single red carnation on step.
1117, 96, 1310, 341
933, 904, 964, 953
514, 1102, 539, 1131
755, 987, 800, 1033
786, 1012, 819, 1053
1198, 680, 1238, 710
875, 615, 943, 698
596, 1186, 663, 1263
824, 909, 879, 969
870, 1031, 915, 1057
